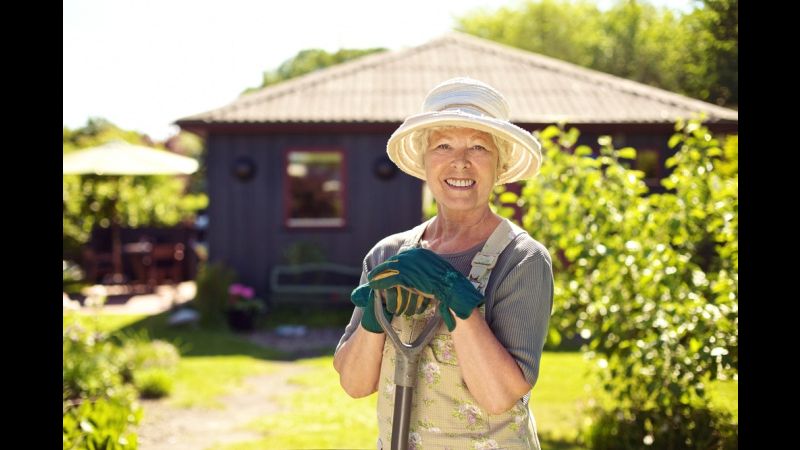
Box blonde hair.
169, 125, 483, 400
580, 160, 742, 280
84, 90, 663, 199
412, 126, 511, 175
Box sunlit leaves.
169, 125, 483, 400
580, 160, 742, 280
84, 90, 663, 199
502, 119, 737, 440
63, 121, 207, 260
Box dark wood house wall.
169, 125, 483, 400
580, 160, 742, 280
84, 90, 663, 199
205, 130, 422, 294
201, 122, 736, 296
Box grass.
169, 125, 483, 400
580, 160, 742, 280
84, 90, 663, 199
64, 311, 284, 407
170, 357, 276, 408
210, 356, 378, 450
533, 352, 598, 448
708, 378, 738, 423
212, 352, 737, 450
65, 310, 737, 449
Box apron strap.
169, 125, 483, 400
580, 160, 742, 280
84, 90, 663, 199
468, 218, 527, 294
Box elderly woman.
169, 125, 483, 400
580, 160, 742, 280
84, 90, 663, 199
333, 77, 553, 450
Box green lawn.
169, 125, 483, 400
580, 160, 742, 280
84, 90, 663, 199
64, 311, 284, 407
212, 353, 737, 450
65, 311, 737, 449
211, 356, 379, 450
212, 354, 593, 449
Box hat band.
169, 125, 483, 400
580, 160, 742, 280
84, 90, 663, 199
437, 103, 494, 117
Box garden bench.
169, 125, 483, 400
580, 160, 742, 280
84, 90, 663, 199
268, 263, 362, 305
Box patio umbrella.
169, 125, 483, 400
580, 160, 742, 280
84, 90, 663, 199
63, 140, 199, 283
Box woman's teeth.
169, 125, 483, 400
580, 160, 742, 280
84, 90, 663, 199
445, 179, 475, 187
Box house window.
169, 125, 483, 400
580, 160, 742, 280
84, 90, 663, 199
284, 149, 346, 228
636, 148, 662, 188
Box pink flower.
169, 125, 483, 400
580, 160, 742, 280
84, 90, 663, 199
228, 283, 245, 296
228, 283, 255, 298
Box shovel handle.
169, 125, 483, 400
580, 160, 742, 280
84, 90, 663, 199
373, 290, 442, 450
374, 290, 442, 387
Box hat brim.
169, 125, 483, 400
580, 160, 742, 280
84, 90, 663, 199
386, 109, 542, 184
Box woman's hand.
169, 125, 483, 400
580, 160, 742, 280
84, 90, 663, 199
350, 283, 393, 333
382, 285, 434, 316
367, 248, 484, 331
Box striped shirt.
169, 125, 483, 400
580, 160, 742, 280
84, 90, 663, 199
336, 226, 554, 391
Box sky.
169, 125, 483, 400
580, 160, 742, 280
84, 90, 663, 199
63, 0, 696, 141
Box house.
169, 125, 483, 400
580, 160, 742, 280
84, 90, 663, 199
175, 31, 738, 296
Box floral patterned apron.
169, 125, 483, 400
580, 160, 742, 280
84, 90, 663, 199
376, 218, 540, 450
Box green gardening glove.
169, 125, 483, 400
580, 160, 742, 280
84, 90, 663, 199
350, 283, 393, 333
368, 248, 484, 331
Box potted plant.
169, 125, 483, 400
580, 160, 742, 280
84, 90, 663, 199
226, 283, 266, 332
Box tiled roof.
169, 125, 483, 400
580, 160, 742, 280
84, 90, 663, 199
177, 31, 737, 126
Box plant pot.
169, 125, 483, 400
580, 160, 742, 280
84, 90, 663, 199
227, 310, 255, 332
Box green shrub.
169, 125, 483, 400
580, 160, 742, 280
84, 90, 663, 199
63, 387, 142, 450
501, 119, 737, 448
585, 406, 737, 450
115, 330, 180, 390
194, 261, 237, 328
63, 260, 87, 294
63, 323, 125, 400
63, 321, 142, 449
116, 331, 180, 385
134, 368, 174, 399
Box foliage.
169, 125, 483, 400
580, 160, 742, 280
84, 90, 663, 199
194, 261, 238, 328
67, 312, 284, 407
243, 47, 386, 95
63, 391, 142, 450
227, 283, 267, 314
63, 259, 87, 294
116, 330, 181, 384
62, 118, 207, 261
63, 117, 145, 154
62, 320, 143, 449
691, 0, 738, 106
495, 119, 737, 448
168, 130, 208, 197
586, 406, 737, 450
457, 0, 737, 108
134, 368, 174, 399
63, 314, 186, 446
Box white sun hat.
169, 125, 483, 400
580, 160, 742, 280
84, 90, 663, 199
386, 77, 542, 184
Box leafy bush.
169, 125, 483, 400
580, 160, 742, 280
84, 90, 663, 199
116, 331, 180, 384
585, 406, 737, 450
63, 260, 87, 294
194, 261, 238, 328
63, 321, 142, 449
63, 323, 125, 400
499, 119, 737, 448
134, 368, 174, 399
63, 390, 142, 450
63, 316, 183, 447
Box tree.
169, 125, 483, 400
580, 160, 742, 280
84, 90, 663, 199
457, 0, 607, 69
457, 0, 738, 108
243, 47, 386, 95
691, 0, 738, 106
63, 119, 207, 262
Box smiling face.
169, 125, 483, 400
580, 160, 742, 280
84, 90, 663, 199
423, 127, 499, 215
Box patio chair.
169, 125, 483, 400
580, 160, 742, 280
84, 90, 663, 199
146, 243, 186, 286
